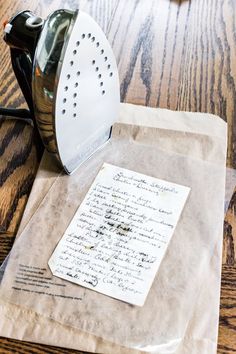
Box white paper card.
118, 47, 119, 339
48, 163, 190, 306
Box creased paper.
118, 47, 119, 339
0, 103, 227, 354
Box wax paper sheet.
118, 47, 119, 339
0, 103, 229, 353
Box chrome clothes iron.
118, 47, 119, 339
2, 9, 120, 174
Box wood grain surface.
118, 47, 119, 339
0, 0, 236, 353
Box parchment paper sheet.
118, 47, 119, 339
0, 103, 227, 354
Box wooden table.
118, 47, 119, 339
0, 0, 236, 353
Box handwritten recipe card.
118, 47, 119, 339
49, 163, 190, 306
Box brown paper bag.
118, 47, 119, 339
0, 103, 227, 353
